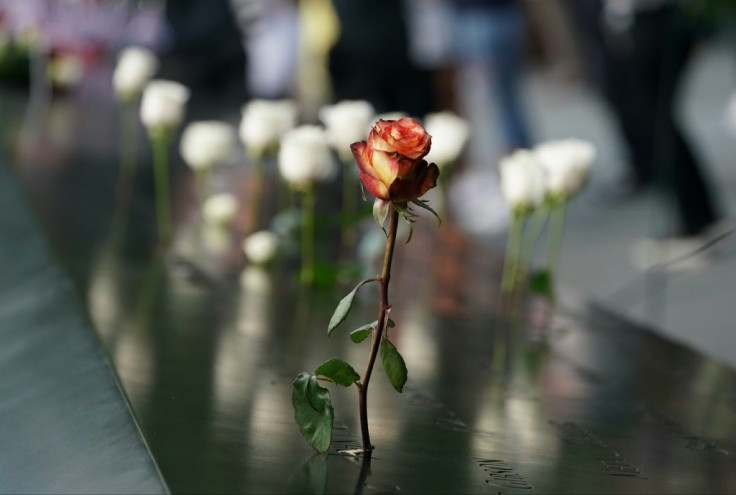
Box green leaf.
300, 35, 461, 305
380, 339, 408, 393
349, 322, 377, 343
359, 180, 367, 202
529, 269, 555, 301
410, 198, 442, 226
292, 373, 334, 452
327, 279, 376, 335
387, 318, 395, 328
315, 358, 360, 386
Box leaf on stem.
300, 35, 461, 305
315, 358, 361, 386
529, 269, 555, 301
387, 318, 395, 328
327, 279, 377, 335
349, 321, 377, 343
292, 372, 334, 452
410, 199, 442, 226
380, 339, 408, 393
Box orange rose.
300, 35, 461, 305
351, 141, 439, 202
368, 118, 432, 160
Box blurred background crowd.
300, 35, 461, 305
0, 0, 735, 364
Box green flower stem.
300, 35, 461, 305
359, 205, 399, 451
300, 185, 316, 285
341, 162, 357, 251
501, 211, 524, 294
546, 201, 567, 279
518, 205, 549, 281
152, 130, 172, 245
249, 156, 264, 231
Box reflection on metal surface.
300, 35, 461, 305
6, 85, 736, 494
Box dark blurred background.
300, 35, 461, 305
0, 0, 735, 365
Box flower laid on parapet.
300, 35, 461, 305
292, 117, 440, 453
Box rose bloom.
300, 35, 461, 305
180, 121, 235, 170
140, 79, 190, 132
368, 117, 432, 160
278, 125, 336, 190
499, 150, 546, 213
318, 100, 375, 161
202, 193, 239, 225
239, 99, 298, 158
113, 47, 158, 101
534, 139, 595, 200
351, 118, 439, 202
423, 111, 470, 167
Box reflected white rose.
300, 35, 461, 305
113, 47, 158, 101
239, 99, 298, 158
318, 100, 375, 161
278, 125, 335, 190
499, 150, 546, 213
242, 230, 279, 265
140, 79, 190, 132
423, 111, 470, 166
202, 193, 239, 225
534, 139, 595, 200
180, 121, 236, 171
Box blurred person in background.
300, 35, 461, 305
327, 0, 433, 117
567, 0, 721, 246
450, 0, 532, 152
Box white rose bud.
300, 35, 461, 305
534, 139, 595, 200
140, 79, 190, 133
113, 47, 158, 101
278, 125, 335, 190
202, 193, 239, 226
180, 121, 236, 171
242, 230, 279, 265
423, 111, 470, 167
318, 100, 375, 161
499, 149, 546, 213
239, 99, 298, 159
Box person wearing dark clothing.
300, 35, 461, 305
568, 0, 719, 237
328, 0, 433, 117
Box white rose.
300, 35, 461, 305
534, 139, 595, 199
278, 125, 335, 190
318, 100, 375, 161
113, 47, 158, 101
239, 99, 298, 158
499, 149, 546, 212
179, 121, 236, 171
423, 111, 470, 166
202, 193, 239, 225
242, 230, 279, 265
140, 79, 190, 132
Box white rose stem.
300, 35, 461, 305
110, 99, 139, 244
546, 201, 567, 281
438, 162, 452, 220
194, 166, 211, 206
501, 211, 525, 295
340, 159, 357, 251
248, 155, 265, 232
151, 129, 173, 245
517, 205, 550, 283
300, 186, 316, 285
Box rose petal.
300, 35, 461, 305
351, 141, 390, 200
388, 161, 439, 201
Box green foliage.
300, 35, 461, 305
529, 269, 555, 301
380, 339, 408, 393
327, 279, 376, 335
292, 373, 334, 452
410, 198, 441, 226
349, 322, 376, 343
315, 358, 360, 386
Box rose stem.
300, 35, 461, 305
300, 185, 316, 285
340, 161, 357, 253
152, 130, 172, 245
111, 99, 138, 244
501, 211, 524, 294
517, 205, 549, 284
359, 205, 399, 451
249, 156, 264, 232
546, 201, 567, 281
